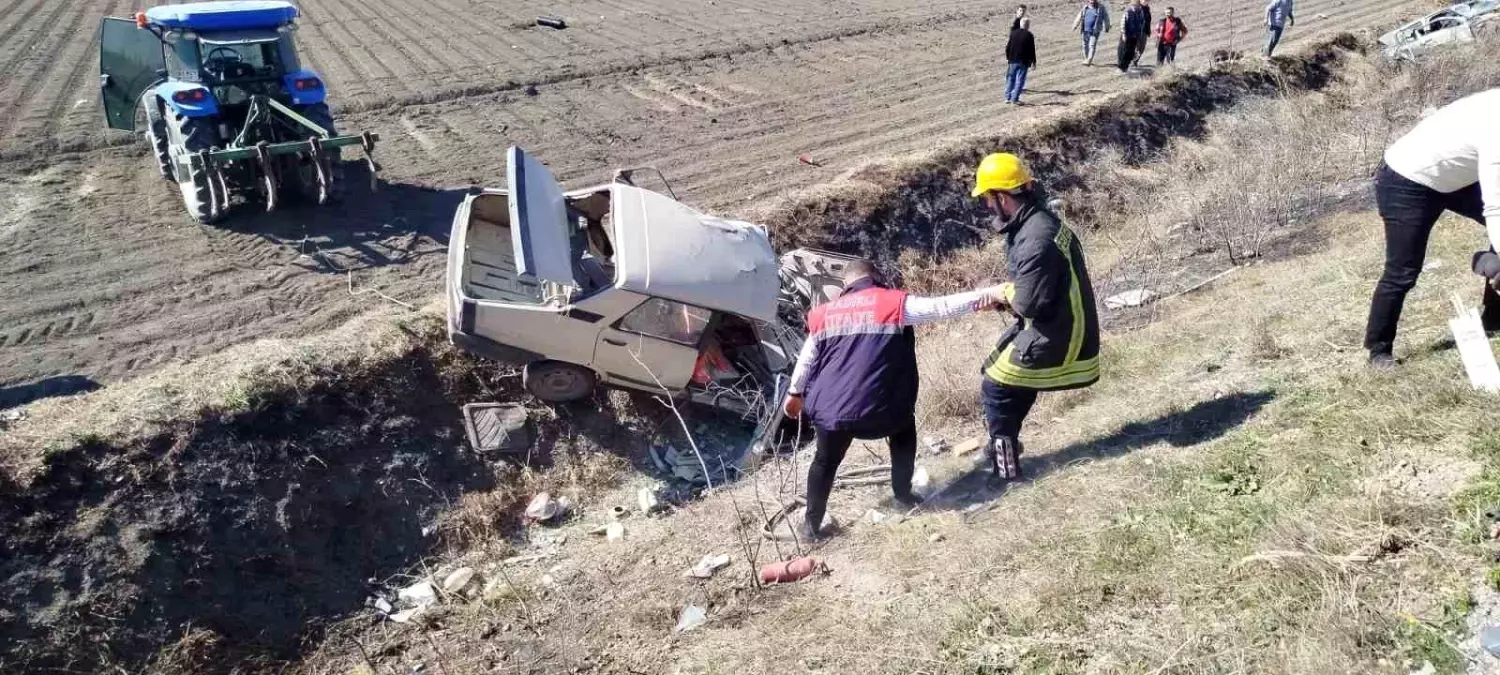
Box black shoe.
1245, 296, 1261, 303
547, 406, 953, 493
796, 520, 827, 542
1368, 351, 1397, 371
890, 492, 925, 508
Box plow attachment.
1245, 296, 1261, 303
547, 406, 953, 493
187, 95, 381, 221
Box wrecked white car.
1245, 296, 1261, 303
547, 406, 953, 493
446, 146, 851, 421
1380, 3, 1498, 59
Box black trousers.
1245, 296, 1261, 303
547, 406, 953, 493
981, 379, 1038, 439
804, 419, 917, 531
1157, 42, 1177, 64
1365, 163, 1499, 355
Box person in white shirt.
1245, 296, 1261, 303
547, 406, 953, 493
1365, 88, 1500, 369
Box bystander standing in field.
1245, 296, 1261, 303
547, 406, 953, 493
1132, 0, 1153, 66
1011, 4, 1028, 31
1154, 6, 1187, 65
1006, 18, 1037, 104
1118, 0, 1148, 72
1072, 0, 1110, 65
1264, 0, 1294, 57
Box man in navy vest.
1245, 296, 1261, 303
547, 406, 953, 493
783, 260, 1005, 540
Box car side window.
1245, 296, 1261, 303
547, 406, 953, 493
617, 298, 712, 346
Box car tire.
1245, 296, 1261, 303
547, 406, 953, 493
523, 361, 598, 403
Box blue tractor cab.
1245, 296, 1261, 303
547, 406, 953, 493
99, 1, 379, 223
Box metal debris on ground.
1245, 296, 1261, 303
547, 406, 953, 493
1482, 625, 1500, 657
675, 605, 709, 632
525, 492, 562, 522
686, 554, 732, 579
461, 403, 530, 453
1104, 288, 1157, 309
922, 436, 948, 454
536, 16, 567, 29
660, 441, 748, 487
372, 597, 394, 614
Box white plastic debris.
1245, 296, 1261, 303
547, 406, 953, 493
397, 580, 439, 607
441, 567, 476, 595
1104, 289, 1156, 309
922, 436, 948, 454
606, 521, 626, 541
686, 554, 732, 579
526, 492, 560, 521
675, 605, 708, 632
638, 486, 662, 514
913, 466, 930, 489
389, 608, 423, 623
866, 509, 887, 524
1423, 259, 1444, 271
373, 597, 394, 614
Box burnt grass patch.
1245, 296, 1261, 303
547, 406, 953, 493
764, 34, 1363, 278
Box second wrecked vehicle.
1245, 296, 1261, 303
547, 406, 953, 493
446, 146, 851, 424
1379, 1, 1499, 60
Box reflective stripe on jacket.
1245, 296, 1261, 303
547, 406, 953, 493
804, 279, 918, 432
982, 202, 1101, 391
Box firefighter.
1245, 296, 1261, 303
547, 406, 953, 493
971, 153, 1102, 480
782, 260, 1005, 540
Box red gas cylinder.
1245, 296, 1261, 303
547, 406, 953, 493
760, 556, 821, 584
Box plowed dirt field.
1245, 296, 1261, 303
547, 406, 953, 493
0, 0, 1411, 392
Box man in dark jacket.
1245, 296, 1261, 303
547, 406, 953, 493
1005, 18, 1037, 104
1119, 0, 1148, 72
970, 153, 1102, 480
1154, 7, 1187, 65
782, 262, 1004, 539
1133, 0, 1153, 66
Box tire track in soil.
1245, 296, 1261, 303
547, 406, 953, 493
0, 0, 54, 69
35, 0, 135, 146
294, 5, 365, 104
362, 1, 464, 76
0, 0, 92, 143
300, 0, 400, 97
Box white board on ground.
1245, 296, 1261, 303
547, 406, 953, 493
1449, 293, 1500, 392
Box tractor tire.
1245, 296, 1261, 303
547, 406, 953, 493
141, 97, 173, 181
287, 102, 345, 203
167, 111, 219, 224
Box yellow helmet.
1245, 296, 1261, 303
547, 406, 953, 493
972, 152, 1032, 197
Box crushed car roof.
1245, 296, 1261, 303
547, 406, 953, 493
611, 185, 781, 323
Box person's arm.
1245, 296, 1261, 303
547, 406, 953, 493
1179, 18, 1187, 38
786, 337, 817, 396
1482, 136, 1500, 253
1264, 0, 1276, 24
1102, 6, 1111, 32
1008, 238, 1070, 321
901, 286, 1004, 326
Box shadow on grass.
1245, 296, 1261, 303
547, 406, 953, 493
925, 390, 1276, 512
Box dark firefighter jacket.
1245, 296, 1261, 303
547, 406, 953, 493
982, 199, 1102, 390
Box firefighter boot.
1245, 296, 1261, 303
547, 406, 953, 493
987, 436, 1024, 481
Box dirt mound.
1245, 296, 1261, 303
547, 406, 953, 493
759, 34, 1364, 282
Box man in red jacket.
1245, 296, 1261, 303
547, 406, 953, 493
1154, 7, 1187, 65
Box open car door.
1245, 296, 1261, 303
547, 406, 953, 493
99, 17, 166, 131
507, 146, 577, 285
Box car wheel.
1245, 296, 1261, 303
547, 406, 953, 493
523, 361, 598, 403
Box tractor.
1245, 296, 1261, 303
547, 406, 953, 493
98, 1, 379, 223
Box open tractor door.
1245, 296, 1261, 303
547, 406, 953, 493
99, 16, 165, 132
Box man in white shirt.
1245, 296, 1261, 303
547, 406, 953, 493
1366, 88, 1500, 368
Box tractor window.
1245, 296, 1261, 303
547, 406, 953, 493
618, 298, 713, 346
199, 40, 284, 82
165, 40, 201, 82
